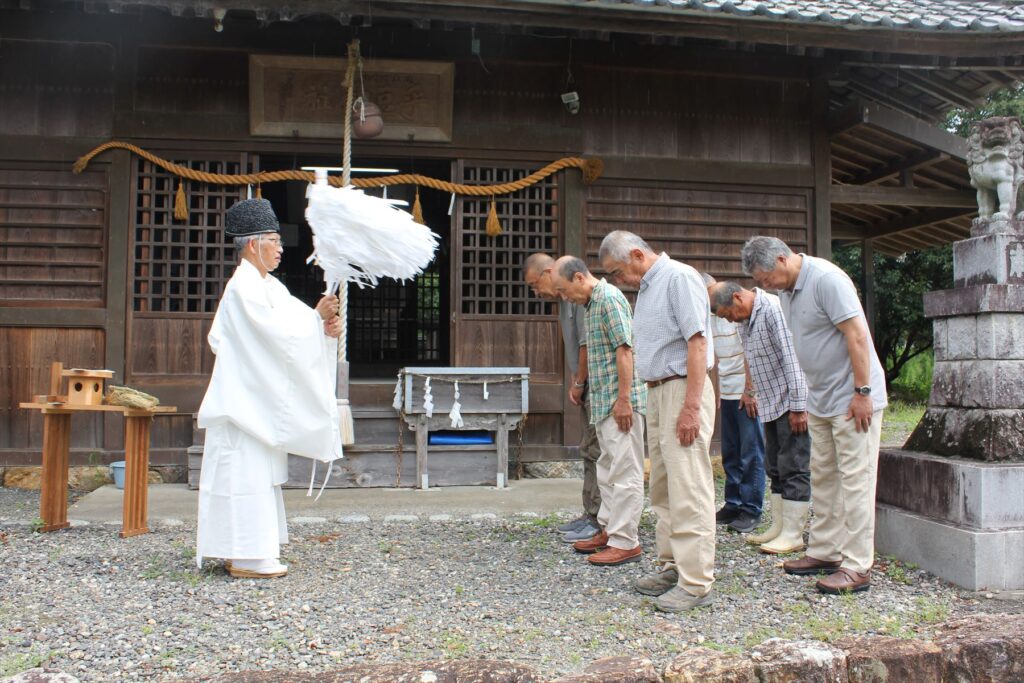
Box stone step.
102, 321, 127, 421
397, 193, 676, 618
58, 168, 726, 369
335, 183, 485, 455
189, 443, 501, 489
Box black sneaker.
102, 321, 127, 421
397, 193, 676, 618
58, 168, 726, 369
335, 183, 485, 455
728, 512, 760, 534
715, 506, 740, 524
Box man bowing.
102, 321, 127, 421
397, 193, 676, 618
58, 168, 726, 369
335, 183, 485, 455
196, 198, 343, 579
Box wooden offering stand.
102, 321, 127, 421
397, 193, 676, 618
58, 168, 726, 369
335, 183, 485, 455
19, 362, 176, 537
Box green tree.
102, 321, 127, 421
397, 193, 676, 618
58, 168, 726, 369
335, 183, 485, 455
945, 83, 1024, 136
833, 244, 953, 387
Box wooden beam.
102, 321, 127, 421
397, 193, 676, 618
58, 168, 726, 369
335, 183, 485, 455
865, 207, 975, 239
600, 157, 814, 188
831, 185, 975, 207
812, 77, 832, 259
890, 69, 982, 111
860, 101, 968, 159
848, 149, 949, 186
0, 308, 107, 327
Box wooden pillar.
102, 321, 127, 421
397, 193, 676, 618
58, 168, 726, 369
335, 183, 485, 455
39, 411, 71, 532
120, 413, 152, 537
415, 415, 429, 490
863, 239, 876, 339
811, 76, 832, 260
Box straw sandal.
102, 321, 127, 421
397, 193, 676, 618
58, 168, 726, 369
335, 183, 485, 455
228, 565, 287, 579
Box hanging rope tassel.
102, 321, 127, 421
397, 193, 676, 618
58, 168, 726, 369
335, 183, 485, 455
412, 188, 425, 225
485, 196, 503, 237
174, 181, 188, 222
255, 184, 262, 199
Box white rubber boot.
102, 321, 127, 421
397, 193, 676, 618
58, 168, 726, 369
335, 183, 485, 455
747, 493, 784, 545
759, 500, 809, 555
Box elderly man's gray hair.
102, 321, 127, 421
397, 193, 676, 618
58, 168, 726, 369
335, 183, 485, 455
740, 236, 793, 275
557, 256, 590, 281
709, 281, 743, 312
598, 230, 654, 264
233, 234, 261, 256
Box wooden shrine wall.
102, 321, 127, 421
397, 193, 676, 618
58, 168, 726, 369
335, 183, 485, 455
0, 14, 817, 465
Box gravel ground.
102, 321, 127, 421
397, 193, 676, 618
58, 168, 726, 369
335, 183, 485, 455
1, 488, 1021, 682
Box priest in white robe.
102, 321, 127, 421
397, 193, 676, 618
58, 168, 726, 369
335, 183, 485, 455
196, 198, 343, 579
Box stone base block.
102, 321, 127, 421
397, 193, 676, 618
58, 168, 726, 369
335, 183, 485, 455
877, 449, 1024, 528
953, 232, 1024, 287
929, 359, 1024, 408
875, 503, 1024, 590
924, 284, 1024, 318
905, 407, 1024, 461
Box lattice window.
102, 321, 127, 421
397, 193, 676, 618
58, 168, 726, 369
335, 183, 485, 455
131, 155, 256, 313
458, 164, 559, 316
347, 269, 442, 366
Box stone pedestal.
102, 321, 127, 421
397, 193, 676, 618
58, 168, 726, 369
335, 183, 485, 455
883, 218, 1024, 590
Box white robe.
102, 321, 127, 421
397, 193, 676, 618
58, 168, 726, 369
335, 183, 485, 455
196, 259, 342, 566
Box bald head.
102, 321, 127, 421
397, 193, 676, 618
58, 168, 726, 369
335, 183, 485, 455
523, 253, 555, 276
522, 253, 558, 299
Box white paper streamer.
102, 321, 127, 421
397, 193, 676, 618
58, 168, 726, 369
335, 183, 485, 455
483, 381, 489, 401
449, 380, 464, 428
305, 183, 440, 295
423, 376, 434, 418
392, 372, 404, 411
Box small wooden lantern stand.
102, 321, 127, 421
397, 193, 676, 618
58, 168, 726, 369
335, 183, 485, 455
19, 362, 176, 537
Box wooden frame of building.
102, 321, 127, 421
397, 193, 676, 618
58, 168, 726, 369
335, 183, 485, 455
1, 0, 1021, 483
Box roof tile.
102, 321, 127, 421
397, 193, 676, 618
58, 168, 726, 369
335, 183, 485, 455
583, 0, 1024, 32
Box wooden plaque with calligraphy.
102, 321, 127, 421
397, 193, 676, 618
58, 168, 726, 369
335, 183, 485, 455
249, 54, 454, 142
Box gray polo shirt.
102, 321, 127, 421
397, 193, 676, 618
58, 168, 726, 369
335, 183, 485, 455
633, 253, 715, 382
558, 301, 587, 376
780, 255, 888, 418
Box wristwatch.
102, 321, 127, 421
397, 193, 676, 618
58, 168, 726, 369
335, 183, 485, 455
854, 385, 872, 396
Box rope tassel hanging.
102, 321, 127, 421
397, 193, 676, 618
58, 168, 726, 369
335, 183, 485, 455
174, 181, 188, 222
412, 188, 425, 225
485, 196, 503, 237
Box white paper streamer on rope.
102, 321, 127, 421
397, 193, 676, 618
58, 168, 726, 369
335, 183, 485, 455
392, 372, 404, 411
448, 380, 464, 429
305, 182, 440, 296
483, 381, 489, 401
423, 376, 434, 418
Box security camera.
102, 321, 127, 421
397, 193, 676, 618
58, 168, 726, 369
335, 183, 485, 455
561, 91, 580, 115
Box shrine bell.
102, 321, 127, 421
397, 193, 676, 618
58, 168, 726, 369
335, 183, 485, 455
64, 368, 115, 406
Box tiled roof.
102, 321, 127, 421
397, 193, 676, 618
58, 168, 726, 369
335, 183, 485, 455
598, 1, 1024, 32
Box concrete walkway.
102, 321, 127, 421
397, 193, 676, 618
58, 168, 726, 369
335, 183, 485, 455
65, 479, 584, 525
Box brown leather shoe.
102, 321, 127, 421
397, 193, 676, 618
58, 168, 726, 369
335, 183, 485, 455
816, 567, 871, 594
573, 530, 608, 554
588, 545, 641, 566
782, 555, 842, 576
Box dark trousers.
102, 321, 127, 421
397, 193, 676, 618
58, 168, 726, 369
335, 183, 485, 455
581, 399, 602, 521
721, 398, 766, 517
764, 411, 811, 502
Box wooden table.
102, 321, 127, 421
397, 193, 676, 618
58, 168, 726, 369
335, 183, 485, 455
19, 400, 176, 537
399, 367, 529, 490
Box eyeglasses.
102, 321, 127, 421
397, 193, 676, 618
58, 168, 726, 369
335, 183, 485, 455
259, 236, 283, 247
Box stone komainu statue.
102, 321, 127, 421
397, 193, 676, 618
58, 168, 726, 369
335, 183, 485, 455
967, 116, 1024, 221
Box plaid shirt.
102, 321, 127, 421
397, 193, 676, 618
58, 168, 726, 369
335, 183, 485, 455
585, 279, 647, 424
738, 288, 808, 424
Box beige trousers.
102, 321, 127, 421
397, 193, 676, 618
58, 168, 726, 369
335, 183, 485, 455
806, 410, 884, 574
594, 413, 646, 550
647, 378, 717, 597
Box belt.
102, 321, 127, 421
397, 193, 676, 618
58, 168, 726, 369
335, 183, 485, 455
646, 374, 685, 389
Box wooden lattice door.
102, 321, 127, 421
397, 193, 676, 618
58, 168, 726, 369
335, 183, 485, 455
451, 161, 562, 381
128, 153, 256, 417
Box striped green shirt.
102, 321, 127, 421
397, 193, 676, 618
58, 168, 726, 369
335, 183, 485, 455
584, 279, 647, 424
